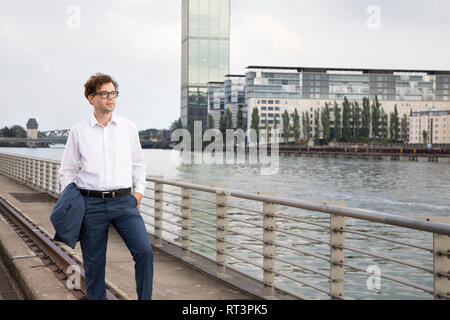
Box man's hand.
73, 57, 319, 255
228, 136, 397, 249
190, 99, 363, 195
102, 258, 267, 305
132, 192, 143, 205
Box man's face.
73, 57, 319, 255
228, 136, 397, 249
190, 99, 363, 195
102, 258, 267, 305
88, 82, 117, 114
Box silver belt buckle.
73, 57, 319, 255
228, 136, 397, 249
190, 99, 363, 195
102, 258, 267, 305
102, 192, 110, 199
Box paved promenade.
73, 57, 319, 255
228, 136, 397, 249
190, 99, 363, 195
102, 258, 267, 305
0, 174, 253, 300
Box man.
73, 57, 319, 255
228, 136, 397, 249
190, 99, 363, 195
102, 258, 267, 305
59, 73, 153, 300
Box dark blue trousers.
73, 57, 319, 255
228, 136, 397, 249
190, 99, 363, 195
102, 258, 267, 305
80, 193, 153, 300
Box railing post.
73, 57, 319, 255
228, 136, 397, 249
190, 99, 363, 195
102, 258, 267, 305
52, 162, 59, 195
216, 188, 228, 277
154, 178, 164, 248
179, 181, 192, 260
263, 200, 276, 298
39, 160, 45, 191
26, 157, 31, 185
433, 233, 450, 300
9, 155, 13, 178
13, 155, 17, 180
6, 154, 11, 177
16, 155, 20, 180
32, 158, 37, 187
330, 214, 345, 300
45, 160, 51, 193
19, 156, 24, 182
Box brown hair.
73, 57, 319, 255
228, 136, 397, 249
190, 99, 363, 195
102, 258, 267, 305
84, 73, 119, 99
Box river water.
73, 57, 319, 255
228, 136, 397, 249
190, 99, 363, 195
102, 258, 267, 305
1, 147, 449, 300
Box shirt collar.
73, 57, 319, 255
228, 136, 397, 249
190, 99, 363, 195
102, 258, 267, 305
90, 112, 120, 127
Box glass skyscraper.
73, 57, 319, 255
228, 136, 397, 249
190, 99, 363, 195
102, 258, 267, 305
181, 0, 230, 128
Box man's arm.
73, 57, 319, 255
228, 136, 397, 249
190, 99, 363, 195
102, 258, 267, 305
131, 124, 147, 202
59, 128, 80, 191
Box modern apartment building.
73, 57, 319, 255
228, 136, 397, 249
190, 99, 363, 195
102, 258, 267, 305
181, 0, 230, 129
409, 110, 450, 145
244, 66, 450, 143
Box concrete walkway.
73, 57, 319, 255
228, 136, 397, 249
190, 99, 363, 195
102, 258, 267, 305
0, 174, 253, 300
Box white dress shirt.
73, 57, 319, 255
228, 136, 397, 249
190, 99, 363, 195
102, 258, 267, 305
59, 112, 147, 195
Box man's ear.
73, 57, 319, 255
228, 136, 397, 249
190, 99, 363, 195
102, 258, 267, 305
87, 95, 94, 106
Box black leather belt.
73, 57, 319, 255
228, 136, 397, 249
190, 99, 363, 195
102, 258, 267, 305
79, 188, 132, 199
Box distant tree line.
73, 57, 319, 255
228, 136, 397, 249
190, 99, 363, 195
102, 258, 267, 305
250, 95, 410, 146
0, 125, 27, 138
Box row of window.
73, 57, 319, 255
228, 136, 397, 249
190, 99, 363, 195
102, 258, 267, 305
260, 106, 281, 111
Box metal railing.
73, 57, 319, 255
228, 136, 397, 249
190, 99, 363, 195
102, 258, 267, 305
0, 152, 449, 300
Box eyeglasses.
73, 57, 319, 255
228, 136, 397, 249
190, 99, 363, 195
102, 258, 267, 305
92, 91, 119, 99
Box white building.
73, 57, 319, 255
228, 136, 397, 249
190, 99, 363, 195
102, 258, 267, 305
409, 110, 450, 145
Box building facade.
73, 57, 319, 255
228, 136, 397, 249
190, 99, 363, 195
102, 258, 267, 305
409, 110, 450, 145
208, 75, 246, 130
181, 0, 230, 129
26, 118, 38, 139
244, 66, 450, 144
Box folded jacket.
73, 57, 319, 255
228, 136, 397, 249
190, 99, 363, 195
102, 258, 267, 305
50, 182, 86, 249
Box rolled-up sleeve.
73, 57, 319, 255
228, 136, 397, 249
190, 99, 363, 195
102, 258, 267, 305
59, 128, 80, 191
131, 125, 147, 195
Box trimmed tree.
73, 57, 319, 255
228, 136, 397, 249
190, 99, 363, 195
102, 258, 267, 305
293, 109, 301, 143
334, 102, 342, 141
314, 109, 321, 146
362, 97, 371, 138
380, 108, 388, 140
282, 110, 291, 143
237, 107, 244, 130
353, 101, 362, 141
250, 108, 260, 146
371, 96, 381, 139
208, 113, 215, 129
401, 114, 408, 143
342, 97, 351, 142
321, 103, 331, 145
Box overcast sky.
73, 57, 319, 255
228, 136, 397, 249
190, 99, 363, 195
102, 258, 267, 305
1, 0, 449, 132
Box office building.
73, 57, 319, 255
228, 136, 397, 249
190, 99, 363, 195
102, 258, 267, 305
181, 0, 230, 129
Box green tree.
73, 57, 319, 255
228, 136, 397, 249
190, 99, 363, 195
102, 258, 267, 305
371, 96, 381, 139
353, 101, 362, 141
10, 125, 27, 138
237, 107, 244, 130
362, 97, 371, 138
265, 118, 270, 144
282, 110, 291, 143
305, 111, 312, 141
250, 108, 260, 146
342, 97, 351, 142
208, 113, 215, 129
422, 130, 428, 144
169, 118, 183, 132
380, 108, 388, 140
0, 126, 14, 137
293, 109, 301, 143
321, 103, 331, 145
219, 112, 226, 136
401, 114, 408, 143
225, 108, 233, 130
314, 109, 321, 146
334, 102, 342, 141
302, 112, 307, 139
390, 105, 400, 142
